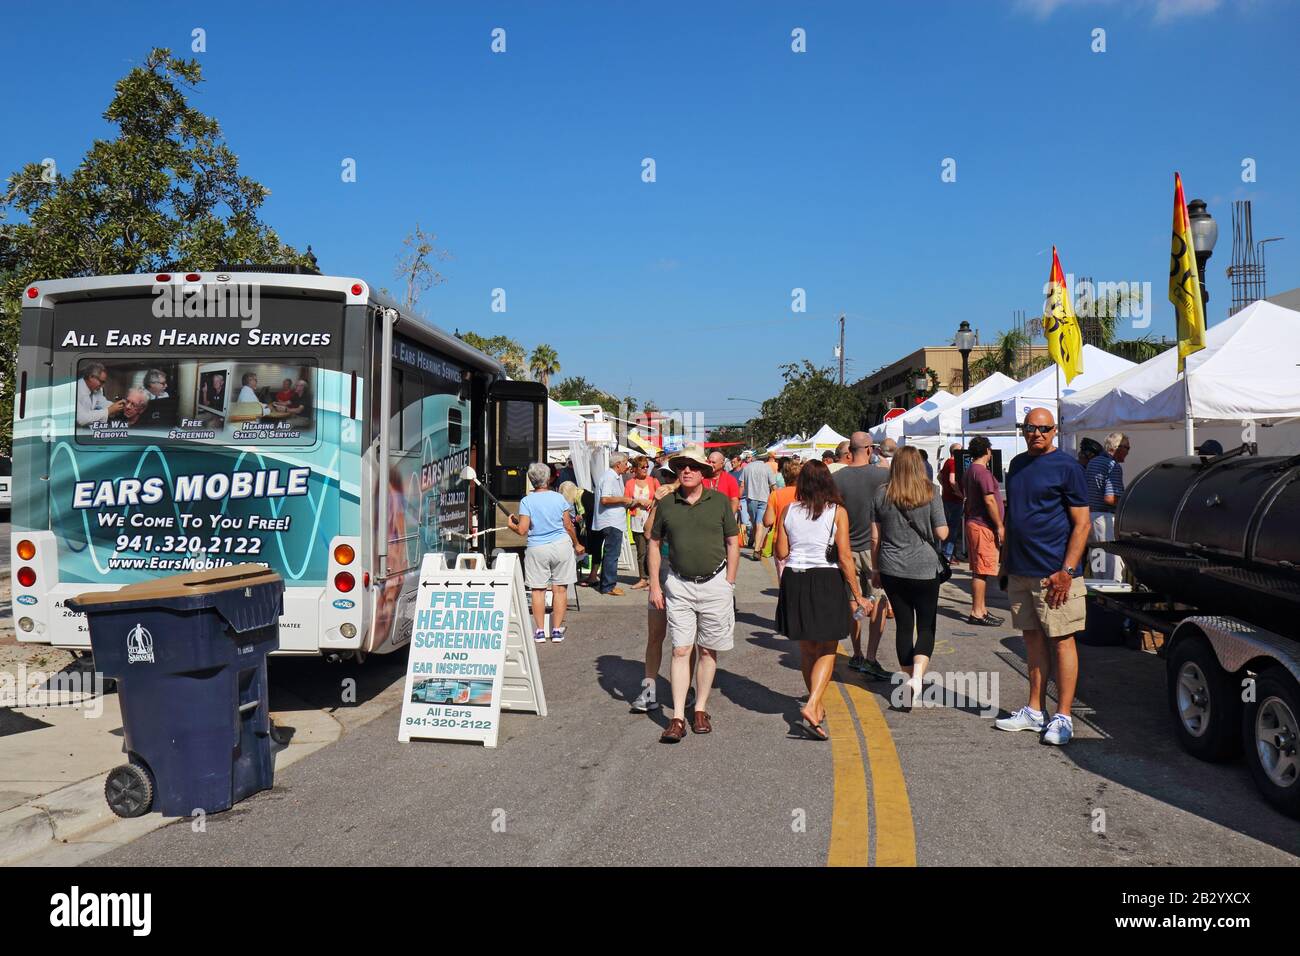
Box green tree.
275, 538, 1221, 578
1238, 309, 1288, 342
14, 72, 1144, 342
457, 331, 528, 379
528, 344, 561, 387
0, 48, 309, 447
969, 327, 1031, 382
750, 361, 865, 445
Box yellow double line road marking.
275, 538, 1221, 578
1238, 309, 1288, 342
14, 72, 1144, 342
760, 557, 913, 865
826, 652, 916, 867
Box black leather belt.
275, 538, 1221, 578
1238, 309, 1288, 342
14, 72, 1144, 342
671, 561, 727, 584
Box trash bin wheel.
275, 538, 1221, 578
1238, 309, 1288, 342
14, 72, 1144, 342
105, 762, 154, 818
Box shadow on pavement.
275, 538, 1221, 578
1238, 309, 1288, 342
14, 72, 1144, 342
268, 653, 408, 715
989, 633, 1300, 853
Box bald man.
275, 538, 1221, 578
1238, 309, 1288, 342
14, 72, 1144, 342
995, 407, 1091, 746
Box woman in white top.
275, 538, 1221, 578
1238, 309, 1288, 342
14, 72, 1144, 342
774, 459, 874, 740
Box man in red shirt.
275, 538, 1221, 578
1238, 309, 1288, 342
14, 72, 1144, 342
939, 442, 965, 564
703, 450, 742, 519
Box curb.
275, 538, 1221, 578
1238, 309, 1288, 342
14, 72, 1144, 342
2, 683, 402, 866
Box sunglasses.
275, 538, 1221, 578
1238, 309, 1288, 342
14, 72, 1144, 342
677, 462, 706, 472
1021, 424, 1056, 435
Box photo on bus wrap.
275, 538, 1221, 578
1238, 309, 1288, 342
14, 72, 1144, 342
76, 358, 316, 445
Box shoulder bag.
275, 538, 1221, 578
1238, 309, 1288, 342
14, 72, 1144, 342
897, 500, 952, 584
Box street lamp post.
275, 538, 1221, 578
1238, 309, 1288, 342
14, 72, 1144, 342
1187, 199, 1218, 315
1186, 199, 1217, 455
954, 321, 976, 393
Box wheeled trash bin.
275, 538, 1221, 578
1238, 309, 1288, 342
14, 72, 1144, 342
65, 565, 284, 818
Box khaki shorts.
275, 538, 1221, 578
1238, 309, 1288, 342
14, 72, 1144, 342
852, 548, 881, 598
663, 570, 735, 651
524, 539, 577, 589
1007, 574, 1086, 638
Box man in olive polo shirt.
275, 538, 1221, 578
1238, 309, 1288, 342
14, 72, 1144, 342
648, 445, 739, 743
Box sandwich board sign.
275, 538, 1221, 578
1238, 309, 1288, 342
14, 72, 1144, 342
398, 551, 546, 748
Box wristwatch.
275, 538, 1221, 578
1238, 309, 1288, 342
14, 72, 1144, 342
1059, 566, 1079, 578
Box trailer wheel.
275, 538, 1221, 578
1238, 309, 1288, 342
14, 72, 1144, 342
105, 761, 154, 818
1167, 636, 1241, 761
1242, 668, 1300, 818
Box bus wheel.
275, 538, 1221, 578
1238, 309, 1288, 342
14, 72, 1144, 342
1242, 668, 1300, 818
105, 762, 154, 818
1167, 635, 1241, 762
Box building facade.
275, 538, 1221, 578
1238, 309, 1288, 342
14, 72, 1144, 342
853, 344, 1050, 428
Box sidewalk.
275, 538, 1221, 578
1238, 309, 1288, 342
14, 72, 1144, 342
0, 636, 395, 866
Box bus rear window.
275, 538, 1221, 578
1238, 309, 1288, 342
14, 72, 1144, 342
74, 358, 319, 447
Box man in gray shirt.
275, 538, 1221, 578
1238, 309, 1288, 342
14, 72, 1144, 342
740, 453, 776, 560
833, 432, 891, 679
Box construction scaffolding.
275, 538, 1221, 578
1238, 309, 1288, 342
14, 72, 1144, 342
1228, 200, 1265, 316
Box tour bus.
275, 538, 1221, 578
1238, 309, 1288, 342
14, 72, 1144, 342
10, 266, 545, 659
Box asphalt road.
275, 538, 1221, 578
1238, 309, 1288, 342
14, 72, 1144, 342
94, 553, 1300, 868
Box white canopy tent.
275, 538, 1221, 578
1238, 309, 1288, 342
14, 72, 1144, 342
1059, 299, 1300, 476
962, 345, 1136, 452
870, 390, 957, 442
1062, 300, 1300, 429
766, 434, 806, 456
547, 400, 586, 444
895, 373, 1017, 481
904, 372, 1017, 438
806, 423, 849, 451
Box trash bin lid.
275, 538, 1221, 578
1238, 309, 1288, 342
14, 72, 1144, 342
68, 564, 282, 607
66, 565, 285, 634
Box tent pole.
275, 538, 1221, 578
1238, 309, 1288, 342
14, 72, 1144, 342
1183, 370, 1195, 455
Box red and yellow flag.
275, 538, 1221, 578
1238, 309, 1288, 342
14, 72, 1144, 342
1168, 172, 1206, 372
1043, 246, 1084, 384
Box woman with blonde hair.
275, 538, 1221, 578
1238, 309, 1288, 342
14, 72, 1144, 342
870, 445, 949, 707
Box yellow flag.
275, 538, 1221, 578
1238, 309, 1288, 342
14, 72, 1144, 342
1168, 172, 1206, 372
1042, 246, 1084, 384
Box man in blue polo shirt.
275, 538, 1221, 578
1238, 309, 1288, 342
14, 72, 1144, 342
995, 407, 1091, 746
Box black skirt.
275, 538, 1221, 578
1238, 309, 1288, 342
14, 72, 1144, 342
776, 566, 853, 642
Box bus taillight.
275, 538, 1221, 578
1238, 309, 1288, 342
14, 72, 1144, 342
334, 572, 355, 593
155, 273, 171, 282
17, 567, 36, 588
25, 286, 38, 299
185, 273, 201, 282
333, 544, 355, 565
16, 539, 35, 561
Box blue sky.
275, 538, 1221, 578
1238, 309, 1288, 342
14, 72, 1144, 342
3, 0, 1298, 425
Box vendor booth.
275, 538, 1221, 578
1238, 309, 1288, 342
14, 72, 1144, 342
1059, 299, 1300, 478
870, 390, 957, 443
962, 345, 1136, 456
782, 423, 849, 457
901, 372, 1018, 467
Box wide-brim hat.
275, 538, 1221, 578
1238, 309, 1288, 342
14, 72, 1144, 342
668, 444, 715, 477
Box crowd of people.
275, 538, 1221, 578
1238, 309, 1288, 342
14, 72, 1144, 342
510, 409, 1125, 747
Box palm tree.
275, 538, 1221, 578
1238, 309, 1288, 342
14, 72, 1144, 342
970, 327, 1030, 381
529, 345, 561, 387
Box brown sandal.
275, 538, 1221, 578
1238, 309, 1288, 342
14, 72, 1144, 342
691, 711, 713, 734
660, 718, 687, 743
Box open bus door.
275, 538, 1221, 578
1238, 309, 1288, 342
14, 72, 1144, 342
486, 381, 547, 551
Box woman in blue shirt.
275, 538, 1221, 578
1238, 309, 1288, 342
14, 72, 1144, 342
509, 463, 586, 643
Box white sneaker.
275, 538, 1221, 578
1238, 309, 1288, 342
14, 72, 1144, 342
631, 679, 658, 712
995, 706, 1046, 733
1042, 713, 1074, 745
